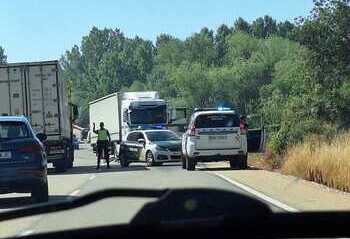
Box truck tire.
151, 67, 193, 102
55, 161, 67, 173
67, 147, 74, 169
31, 181, 49, 203
186, 157, 196, 171
181, 154, 186, 169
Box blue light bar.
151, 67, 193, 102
218, 107, 231, 111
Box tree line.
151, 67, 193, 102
1, 0, 349, 154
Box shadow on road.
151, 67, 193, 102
48, 165, 149, 176
0, 195, 76, 209
198, 166, 260, 171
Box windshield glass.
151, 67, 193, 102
195, 114, 240, 128
130, 105, 167, 125
146, 131, 180, 142
0, 121, 30, 140
1, 0, 349, 237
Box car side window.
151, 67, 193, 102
137, 133, 145, 140
127, 132, 138, 142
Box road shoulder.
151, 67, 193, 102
203, 162, 350, 211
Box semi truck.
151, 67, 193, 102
0, 60, 78, 172
89, 91, 168, 156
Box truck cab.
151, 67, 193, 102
89, 91, 168, 157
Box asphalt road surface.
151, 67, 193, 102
0, 144, 281, 237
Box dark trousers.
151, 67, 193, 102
97, 140, 109, 168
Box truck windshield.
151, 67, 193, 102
130, 105, 167, 125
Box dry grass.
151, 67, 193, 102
282, 133, 350, 192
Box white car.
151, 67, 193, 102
181, 108, 248, 171
119, 129, 182, 167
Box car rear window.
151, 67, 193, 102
0, 121, 30, 140
195, 114, 240, 128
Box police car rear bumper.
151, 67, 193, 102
189, 149, 246, 160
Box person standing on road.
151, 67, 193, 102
93, 122, 111, 169
240, 115, 248, 134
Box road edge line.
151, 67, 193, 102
17, 230, 35, 237
212, 172, 299, 212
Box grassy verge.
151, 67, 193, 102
281, 134, 350, 192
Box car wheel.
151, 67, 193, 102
240, 154, 248, 169
186, 157, 196, 171
146, 151, 155, 167
229, 156, 240, 169
119, 151, 129, 168
31, 181, 49, 203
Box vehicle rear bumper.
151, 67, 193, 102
0, 167, 47, 194
189, 149, 246, 162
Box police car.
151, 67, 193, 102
119, 129, 182, 167
182, 108, 249, 171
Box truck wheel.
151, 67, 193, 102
186, 157, 196, 171
67, 148, 74, 169
67, 158, 73, 169
181, 154, 186, 169
55, 161, 67, 173
146, 151, 155, 167
31, 181, 49, 203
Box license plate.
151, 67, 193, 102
0, 151, 12, 159
171, 152, 180, 156
209, 136, 227, 140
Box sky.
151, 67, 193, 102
0, 0, 314, 62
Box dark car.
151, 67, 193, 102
0, 116, 49, 203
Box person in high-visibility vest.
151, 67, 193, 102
93, 122, 111, 169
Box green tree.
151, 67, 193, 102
215, 24, 232, 65
184, 27, 217, 66
234, 17, 251, 33
277, 21, 295, 38
251, 15, 278, 38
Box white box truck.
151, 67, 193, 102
0, 61, 78, 172
89, 91, 167, 155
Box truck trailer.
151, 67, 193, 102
0, 60, 78, 172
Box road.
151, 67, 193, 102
0, 144, 281, 237
1, 144, 350, 238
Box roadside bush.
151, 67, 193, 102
282, 132, 350, 192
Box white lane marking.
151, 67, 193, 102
89, 174, 96, 180
69, 190, 80, 196
213, 172, 299, 212
18, 230, 34, 237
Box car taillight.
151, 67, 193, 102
18, 144, 42, 154
189, 124, 196, 136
